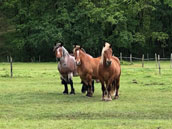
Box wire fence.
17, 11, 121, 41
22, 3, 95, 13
1, 53, 172, 78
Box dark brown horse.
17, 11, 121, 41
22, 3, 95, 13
73, 45, 101, 97
98, 42, 121, 101
54, 43, 77, 94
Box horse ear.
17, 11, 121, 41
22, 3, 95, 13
73, 43, 77, 48
53, 46, 57, 52
103, 42, 106, 47
110, 44, 112, 48
81, 48, 86, 53
60, 43, 63, 47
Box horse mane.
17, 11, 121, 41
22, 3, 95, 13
53, 43, 63, 51
73, 45, 86, 53
101, 42, 111, 64
61, 46, 70, 57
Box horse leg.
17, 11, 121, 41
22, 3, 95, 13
92, 80, 94, 93
86, 75, 93, 97
86, 84, 92, 97
69, 79, 75, 94
84, 80, 94, 95
86, 81, 93, 97
106, 84, 112, 101
81, 81, 88, 93
114, 78, 120, 99
62, 79, 68, 94
104, 79, 113, 101
101, 82, 105, 101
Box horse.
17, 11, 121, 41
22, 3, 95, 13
73, 45, 101, 97
53, 43, 77, 94
98, 42, 121, 101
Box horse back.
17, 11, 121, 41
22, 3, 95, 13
77, 56, 100, 79
58, 55, 76, 74
91, 57, 101, 79
111, 56, 121, 77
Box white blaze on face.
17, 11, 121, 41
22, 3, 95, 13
76, 50, 81, 65
57, 49, 60, 55
77, 50, 80, 58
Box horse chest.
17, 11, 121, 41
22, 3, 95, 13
77, 66, 90, 77
99, 66, 111, 79
58, 63, 73, 74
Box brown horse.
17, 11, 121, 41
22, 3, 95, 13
73, 45, 101, 97
54, 43, 77, 94
98, 42, 121, 101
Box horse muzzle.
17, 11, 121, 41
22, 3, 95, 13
76, 61, 81, 66
56, 58, 60, 62
106, 60, 112, 66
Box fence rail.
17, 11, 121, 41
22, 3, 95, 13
1, 53, 172, 78
118, 53, 172, 75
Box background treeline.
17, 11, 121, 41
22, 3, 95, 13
0, 0, 172, 61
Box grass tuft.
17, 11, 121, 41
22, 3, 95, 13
0, 62, 172, 129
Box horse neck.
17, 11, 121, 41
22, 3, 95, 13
79, 50, 91, 63
100, 48, 105, 65
101, 55, 107, 66
59, 47, 70, 64
62, 47, 69, 57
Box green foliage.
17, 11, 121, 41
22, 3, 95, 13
152, 32, 169, 42
0, 0, 172, 61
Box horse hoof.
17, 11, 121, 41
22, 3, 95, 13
86, 93, 93, 97
104, 98, 112, 101
63, 91, 68, 94
101, 97, 105, 101
114, 96, 119, 99
70, 91, 75, 95
81, 88, 87, 93
82, 91, 86, 94
104, 96, 112, 101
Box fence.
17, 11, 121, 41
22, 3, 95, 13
2, 53, 172, 78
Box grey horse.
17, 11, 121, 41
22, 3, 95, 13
54, 43, 77, 94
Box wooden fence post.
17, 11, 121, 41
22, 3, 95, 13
120, 52, 122, 63
155, 53, 157, 68
170, 53, 172, 69
158, 55, 161, 75
130, 54, 132, 64
142, 54, 144, 68
10, 56, 13, 78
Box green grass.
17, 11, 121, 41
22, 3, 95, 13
0, 62, 172, 129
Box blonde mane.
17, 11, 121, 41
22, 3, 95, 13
73, 45, 80, 54
101, 42, 111, 64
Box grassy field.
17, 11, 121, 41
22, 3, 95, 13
0, 61, 172, 129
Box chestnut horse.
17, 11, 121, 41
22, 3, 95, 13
73, 45, 100, 97
98, 42, 121, 101
54, 43, 77, 94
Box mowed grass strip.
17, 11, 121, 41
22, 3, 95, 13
0, 62, 172, 129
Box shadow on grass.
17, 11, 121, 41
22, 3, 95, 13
0, 91, 102, 105
25, 108, 172, 121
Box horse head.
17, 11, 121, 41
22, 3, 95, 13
101, 42, 112, 66
73, 45, 86, 66
54, 43, 64, 61
73, 45, 82, 66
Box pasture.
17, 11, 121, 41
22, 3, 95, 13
0, 62, 172, 129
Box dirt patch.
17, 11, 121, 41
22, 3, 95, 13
144, 82, 165, 86
132, 79, 138, 84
